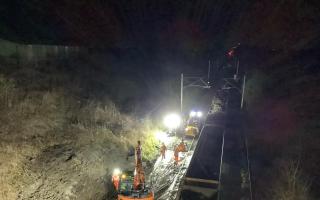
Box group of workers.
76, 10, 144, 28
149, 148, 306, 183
113, 138, 186, 193
159, 139, 187, 165
135, 138, 187, 170
130, 139, 187, 190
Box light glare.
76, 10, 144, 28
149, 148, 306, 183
190, 111, 196, 117
163, 113, 181, 129
113, 168, 121, 176
155, 131, 171, 143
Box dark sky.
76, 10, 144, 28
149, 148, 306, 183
1, 0, 320, 114
0, 0, 244, 45
0, 0, 319, 47
1, 0, 319, 68
1, 0, 319, 55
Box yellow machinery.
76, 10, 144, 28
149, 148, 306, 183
185, 125, 199, 137
185, 117, 200, 138
184, 111, 203, 138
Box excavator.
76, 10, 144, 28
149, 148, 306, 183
185, 111, 203, 138
112, 149, 154, 200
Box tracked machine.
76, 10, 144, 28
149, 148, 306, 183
112, 150, 154, 200
185, 111, 203, 138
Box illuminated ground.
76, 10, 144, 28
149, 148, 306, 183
148, 138, 195, 200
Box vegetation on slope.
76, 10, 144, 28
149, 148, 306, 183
0, 72, 159, 199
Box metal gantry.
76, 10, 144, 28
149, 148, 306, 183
176, 51, 253, 200
180, 61, 212, 113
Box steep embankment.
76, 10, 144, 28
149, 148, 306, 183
0, 62, 159, 200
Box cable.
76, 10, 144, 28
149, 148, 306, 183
217, 130, 225, 200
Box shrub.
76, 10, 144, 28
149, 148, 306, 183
269, 160, 312, 200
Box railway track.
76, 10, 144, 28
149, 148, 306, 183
149, 134, 199, 200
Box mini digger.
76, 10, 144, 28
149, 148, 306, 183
112, 155, 154, 200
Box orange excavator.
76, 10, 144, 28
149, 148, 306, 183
112, 144, 154, 200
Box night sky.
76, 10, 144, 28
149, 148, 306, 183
0, 0, 319, 113
2, 1, 319, 50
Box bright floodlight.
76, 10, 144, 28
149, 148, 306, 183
163, 113, 181, 129
113, 168, 121, 176
190, 111, 196, 117
197, 111, 203, 117
155, 130, 171, 144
